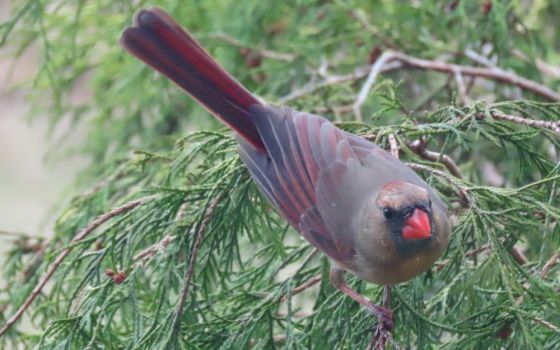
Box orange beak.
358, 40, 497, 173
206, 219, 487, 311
402, 208, 431, 240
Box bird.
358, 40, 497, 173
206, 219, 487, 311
120, 7, 451, 340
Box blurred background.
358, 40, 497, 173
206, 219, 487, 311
0, 0, 84, 238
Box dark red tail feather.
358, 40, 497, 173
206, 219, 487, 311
120, 8, 265, 151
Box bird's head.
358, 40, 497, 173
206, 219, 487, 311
352, 180, 450, 285
376, 180, 432, 242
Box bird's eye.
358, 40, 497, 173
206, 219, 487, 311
383, 208, 394, 220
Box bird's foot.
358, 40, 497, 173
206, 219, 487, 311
365, 306, 393, 350
363, 303, 393, 331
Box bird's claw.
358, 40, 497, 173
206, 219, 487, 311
367, 306, 393, 350
365, 304, 393, 331
378, 307, 394, 331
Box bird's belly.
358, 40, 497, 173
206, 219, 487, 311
351, 250, 441, 285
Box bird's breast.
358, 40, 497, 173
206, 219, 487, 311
351, 247, 443, 285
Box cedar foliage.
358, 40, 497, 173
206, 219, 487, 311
1, 1, 559, 349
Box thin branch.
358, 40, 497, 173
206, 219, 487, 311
206, 32, 296, 62
464, 49, 497, 69
132, 201, 189, 268
436, 241, 528, 272
280, 275, 322, 302
388, 134, 399, 159
390, 51, 560, 101
278, 66, 367, 104
453, 68, 470, 105
541, 250, 560, 278
489, 110, 560, 134
407, 139, 464, 179
0, 230, 39, 240
280, 48, 560, 118
511, 48, 560, 79
21, 239, 51, 283
278, 62, 402, 104
132, 234, 176, 267
173, 195, 222, 328
510, 246, 528, 265
0, 196, 153, 336
530, 316, 560, 334
353, 51, 399, 121
407, 163, 470, 205
435, 243, 492, 271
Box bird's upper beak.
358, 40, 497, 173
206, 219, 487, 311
402, 208, 431, 240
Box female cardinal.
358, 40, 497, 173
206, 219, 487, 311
121, 8, 451, 337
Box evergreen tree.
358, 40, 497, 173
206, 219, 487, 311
0, 1, 559, 349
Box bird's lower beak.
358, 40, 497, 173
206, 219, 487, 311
402, 208, 431, 240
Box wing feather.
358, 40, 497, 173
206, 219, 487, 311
238, 105, 381, 263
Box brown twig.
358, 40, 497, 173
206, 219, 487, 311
207, 32, 296, 62
435, 243, 492, 271
390, 51, 560, 101
132, 234, 176, 267
173, 195, 222, 327
541, 250, 560, 278
407, 139, 464, 179
464, 49, 497, 69
354, 51, 400, 121
436, 240, 529, 272
132, 201, 189, 268
530, 316, 560, 333
280, 275, 322, 302
280, 48, 560, 110
510, 246, 528, 265
278, 62, 402, 104
21, 239, 51, 283
489, 110, 560, 134
407, 163, 470, 205
0, 196, 153, 336
453, 68, 470, 105
388, 134, 399, 159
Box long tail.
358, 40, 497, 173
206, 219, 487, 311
120, 8, 265, 151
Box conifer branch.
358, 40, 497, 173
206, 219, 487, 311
407, 163, 471, 205
388, 51, 560, 101
132, 201, 187, 267
281, 50, 560, 106
407, 139, 464, 179
132, 234, 176, 267
173, 195, 223, 329
488, 110, 560, 134
2, 3, 559, 348
280, 276, 322, 302
0, 196, 154, 337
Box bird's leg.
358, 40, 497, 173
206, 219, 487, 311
329, 267, 394, 333
372, 285, 393, 349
